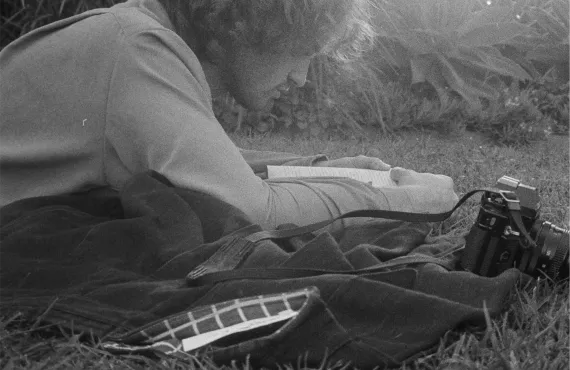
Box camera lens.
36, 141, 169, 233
531, 220, 569, 280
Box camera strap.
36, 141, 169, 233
496, 190, 536, 247
244, 189, 485, 243
186, 191, 484, 286
186, 188, 535, 286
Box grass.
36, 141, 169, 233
1, 130, 568, 369
1, 0, 121, 48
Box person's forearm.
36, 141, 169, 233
243, 175, 458, 232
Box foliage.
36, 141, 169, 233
0, 0, 121, 48
215, 77, 567, 147
439, 77, 568, 146
464, 86, 555, 146
530, 81, 569, 135
506, 0, 569, 85
300, 0, 569, 141
370, 0, 534, 109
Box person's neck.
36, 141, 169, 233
200, 60, 228, 99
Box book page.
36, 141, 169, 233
267, 165, 397, 188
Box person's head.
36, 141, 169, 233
159, 0, 375, 110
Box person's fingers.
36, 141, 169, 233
317, 156, 391, 170
435, 173, 455, 188
355, 155, 391, 171
317, 157, 350, 167
357, 155, 392, 171
389, 167, 416, 183
390, 168, 455, 189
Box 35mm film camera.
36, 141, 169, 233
461, 176, 569, 280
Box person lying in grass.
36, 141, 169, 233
0, 0, 458, 230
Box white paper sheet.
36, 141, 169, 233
181, 309, 298, 352
267, 166, 397, 188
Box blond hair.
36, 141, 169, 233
159, 0, 376, 61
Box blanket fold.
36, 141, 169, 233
0, 171, 523, 369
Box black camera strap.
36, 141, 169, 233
186, 188, 537, 286
495, 190, 536, 247
186, 190, 488, 286
244, 189, 484, 243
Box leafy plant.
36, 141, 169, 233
370, 0, 535, 109
506, 0, 569, 84
527, 81, 569, 135
465, 83, 556, 145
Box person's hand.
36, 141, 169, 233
315, 155, 391, 171
389, 167, 459, 213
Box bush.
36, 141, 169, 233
506, 0, 569, 85
370, 0, 534, 109
464, 84, 555, 146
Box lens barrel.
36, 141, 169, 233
531, 220, 569, 280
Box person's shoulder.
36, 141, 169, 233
106, 2, 198, 66
107, 2, 207, 87
107, 2, 174, 38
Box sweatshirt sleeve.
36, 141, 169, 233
105, 28, 406, 230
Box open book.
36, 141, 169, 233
267, 165, 397, 188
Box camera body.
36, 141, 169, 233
461, 176, 569, 280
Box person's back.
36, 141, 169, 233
1, 8, 116, 205
0, 2, 186, 206
0, 0, 213, 206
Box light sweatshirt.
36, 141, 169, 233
0, 0, 429, 230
